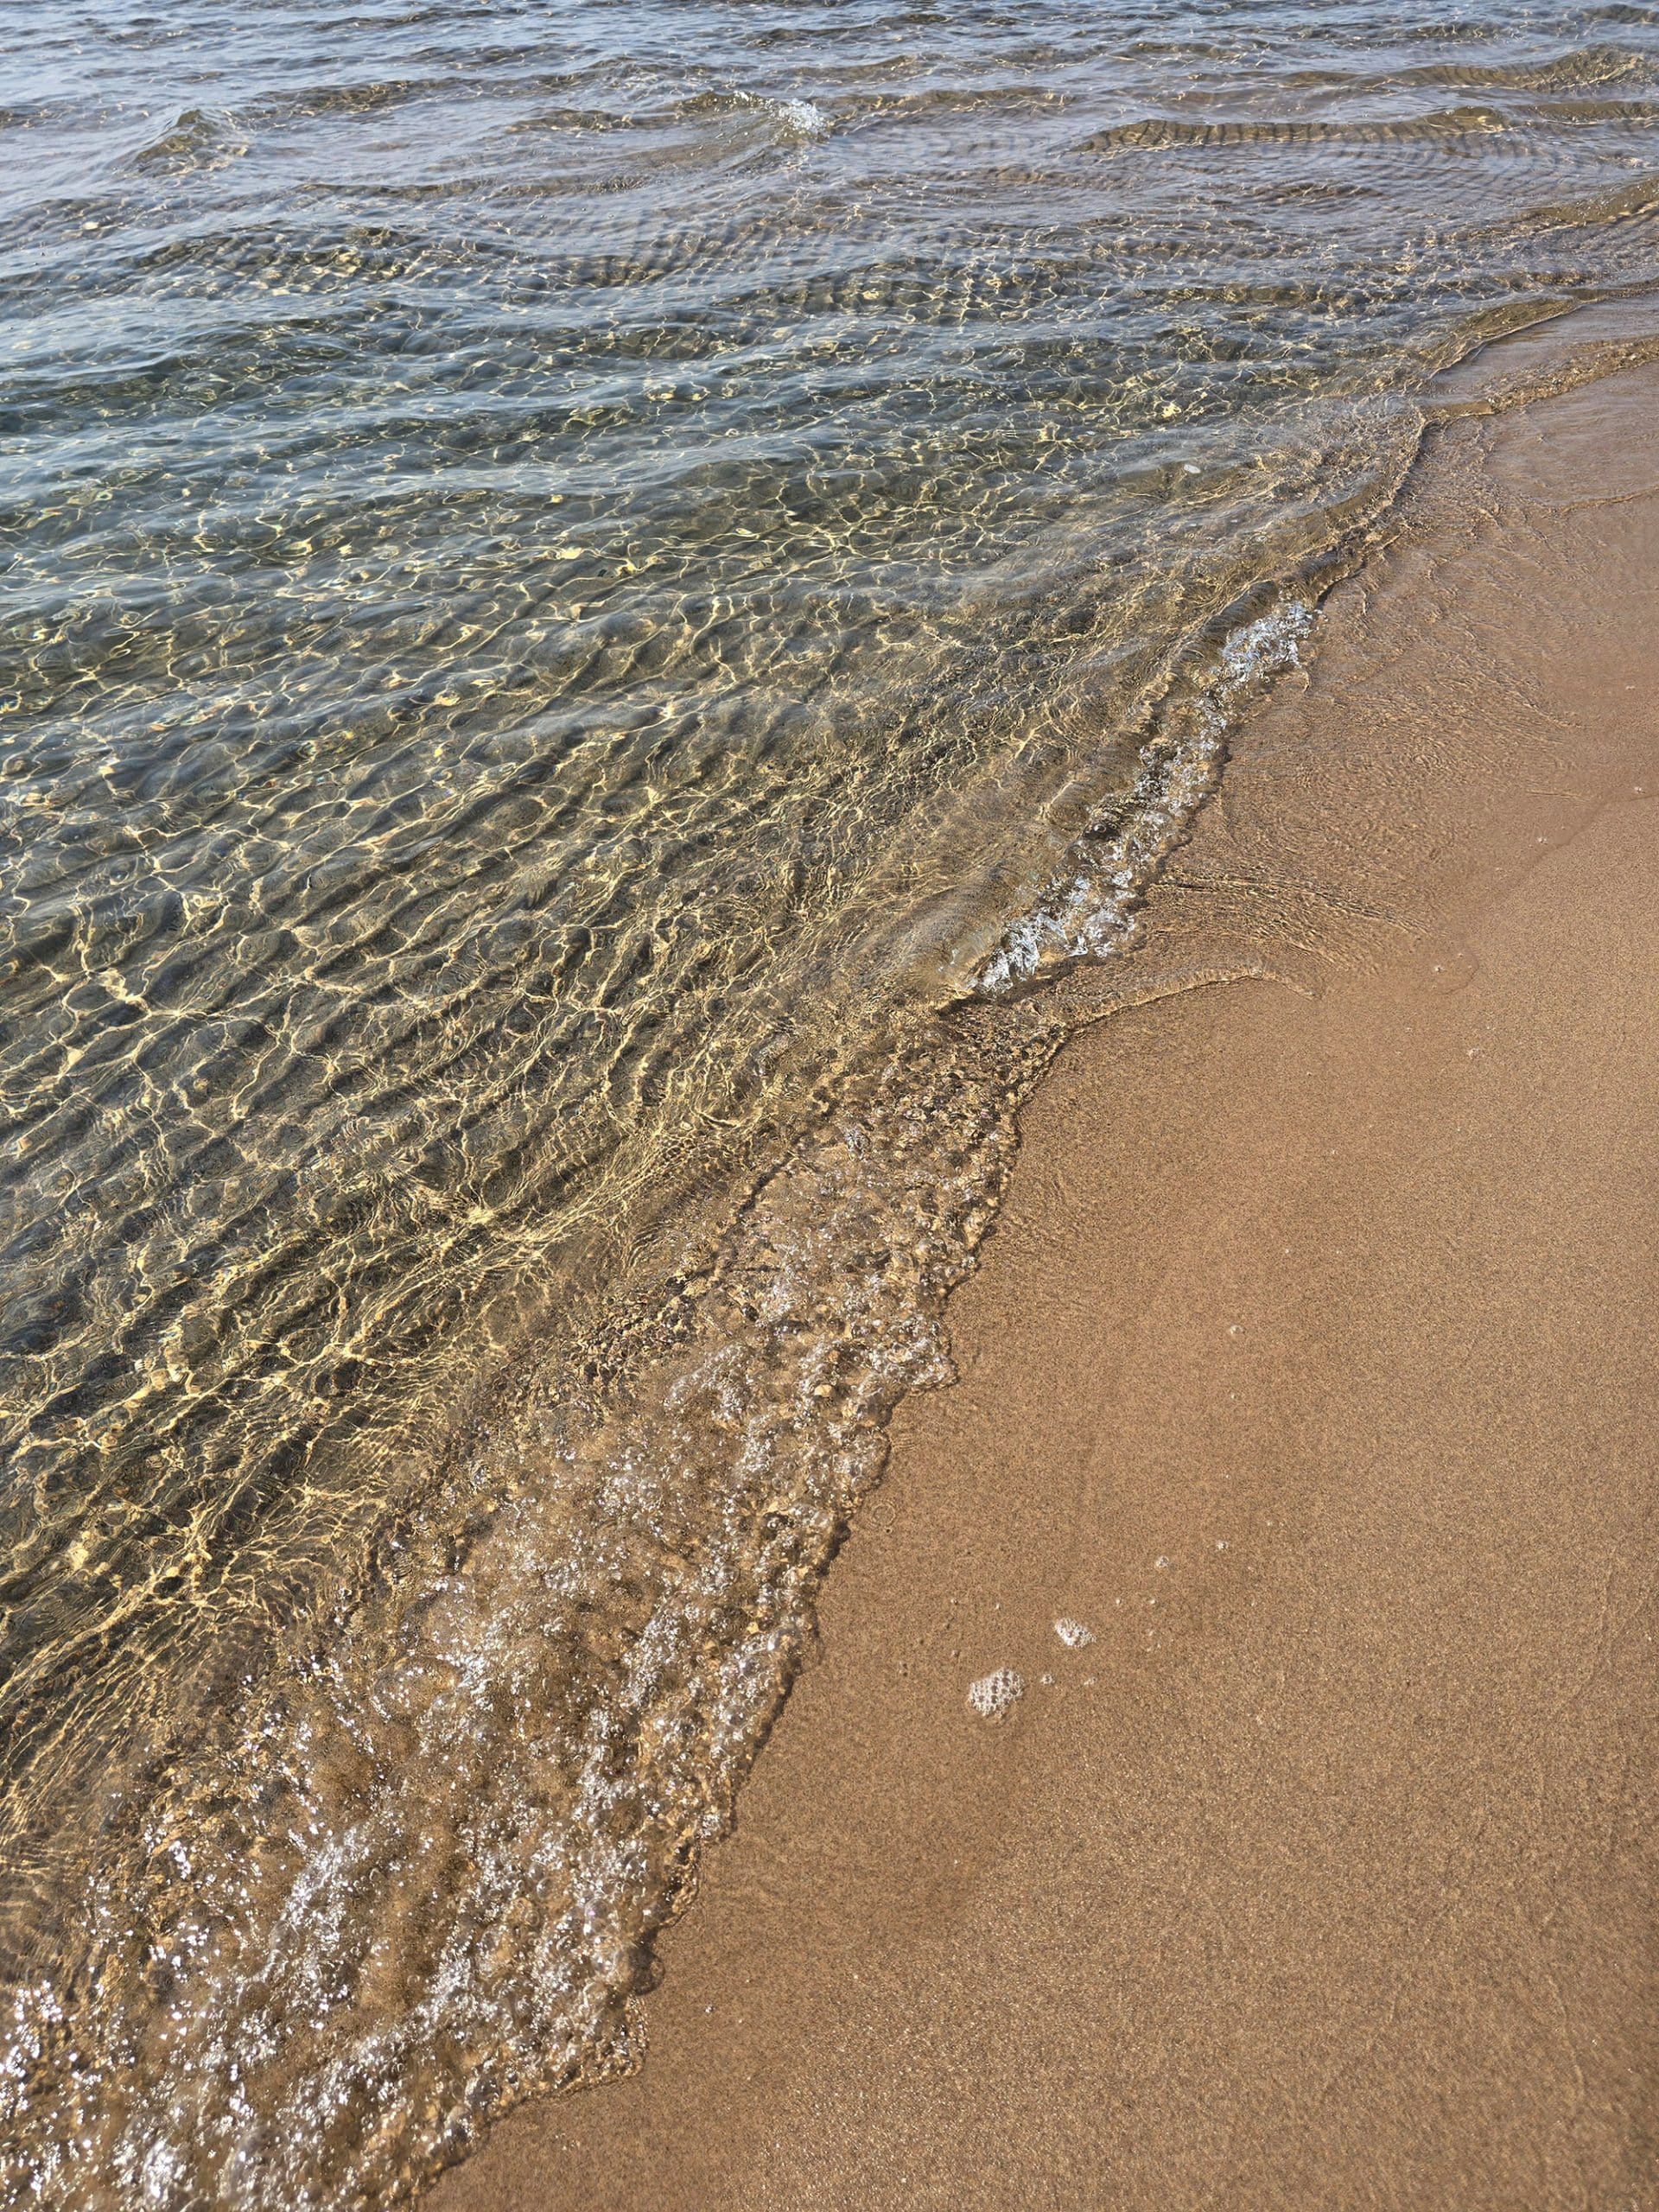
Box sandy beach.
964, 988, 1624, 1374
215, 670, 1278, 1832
426, 359, 1659, 2210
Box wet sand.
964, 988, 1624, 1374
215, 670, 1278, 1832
427, 360, 1659, 2209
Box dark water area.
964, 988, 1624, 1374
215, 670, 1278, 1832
3, 2, 1658, 2203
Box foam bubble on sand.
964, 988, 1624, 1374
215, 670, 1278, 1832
1053, 1617, 1095, 1649
968, 1668, 1025, 1720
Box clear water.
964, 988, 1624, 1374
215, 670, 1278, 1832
3, 3, 1657, 2203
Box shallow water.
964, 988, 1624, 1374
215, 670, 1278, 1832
3, 3, 1658, 2203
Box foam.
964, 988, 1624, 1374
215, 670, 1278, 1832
976, 600, 1315, 997
775, 98, 830, 138
968, 1668, 1026, 1720
730, 89, 830, 138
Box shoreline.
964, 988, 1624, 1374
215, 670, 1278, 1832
13, 7, 1659, 2196
426, 357, 1659, 2209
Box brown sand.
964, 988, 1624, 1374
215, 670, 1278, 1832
428, 359, 1659, 2209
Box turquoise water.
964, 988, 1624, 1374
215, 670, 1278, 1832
3, 3, 1658, 2203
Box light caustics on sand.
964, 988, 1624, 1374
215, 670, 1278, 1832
3, 2, 1659, 2204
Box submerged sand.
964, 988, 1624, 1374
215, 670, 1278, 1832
427, 359, 1659, 2209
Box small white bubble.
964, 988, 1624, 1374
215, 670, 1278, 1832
1053, 1617, 1095, 1649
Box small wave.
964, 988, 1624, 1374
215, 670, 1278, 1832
679, 88, 830, 140
1534, 96, 1659, 121
855, 84, 1072, 121
504, 89, 830, 163
1394, 44, 1656, 92
1084, 106, 1516, 156
505, 104, 635, 136
128, 106, 248, 174
249, 75, 436, 123
1491, 170, 1659, 235
976, 601, 1314, 997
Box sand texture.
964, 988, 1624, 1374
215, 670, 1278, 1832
426, 360, 1659, 2209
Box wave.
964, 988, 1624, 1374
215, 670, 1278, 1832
1479, 168, 1659, 234
1084, 105, 1529, 156
681, 88, 832, 139
248, 75, 442, 122
127, 106, 249, 175
1391, 42, 1657, 91
976, 601, 1315, 995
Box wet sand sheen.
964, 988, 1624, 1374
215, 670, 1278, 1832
427, 364, 1659, 2209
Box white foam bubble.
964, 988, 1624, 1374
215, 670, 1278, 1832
776, 97, 829, 138
967, 1667, 1025, 1720
1053, 1617, 1095, 1649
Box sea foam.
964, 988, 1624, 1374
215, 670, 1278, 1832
976, 601, 1314, 996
